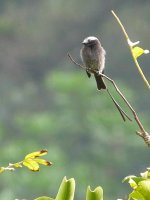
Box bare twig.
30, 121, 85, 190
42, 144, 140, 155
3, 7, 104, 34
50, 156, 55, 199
67, 53, 86, 70
97, 73, 150, 146
68, 53, 150, 146
68, 52, 131, 122
107, 89, 132, 122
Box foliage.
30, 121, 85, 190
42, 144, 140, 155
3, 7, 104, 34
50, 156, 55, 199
123, 169, 150, 200
112, 10, 150, 89
0, 1, 149, 200
35, 177, 103, 200
0, 70, 149, 199
0, 150, 52, 173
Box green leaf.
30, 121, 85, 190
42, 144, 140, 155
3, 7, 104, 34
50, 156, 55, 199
140, 171, 149, 178
128, 178, 137, 189
129, 190, 145, 200
55, 176, 75, 200
123, 175, 136, 182
86, 186, 103, 200
123, 176, 146, 185
136, 180, 150, 200
34, 197, 54, 200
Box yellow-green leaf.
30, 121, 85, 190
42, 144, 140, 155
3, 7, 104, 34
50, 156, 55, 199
129, 191, 145, 200
147, 171, 150, 177
25, 150, 48, 159
136, 180, 150, 199
23, 159, 40, 171
132, 46, 144, 58
86, 186, 103, 200
34, 158, 52, 166
56, 176, 75, 200
141, 171, 149, 178
128, 178, 137, 189
122, 175, 136, 182
35, 197, 54, 200
0, 167, 5, 173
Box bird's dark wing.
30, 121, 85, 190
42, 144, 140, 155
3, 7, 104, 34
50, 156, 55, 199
86, 70, 91, 78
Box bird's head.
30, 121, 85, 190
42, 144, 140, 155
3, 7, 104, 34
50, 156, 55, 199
82, 36, 100, 47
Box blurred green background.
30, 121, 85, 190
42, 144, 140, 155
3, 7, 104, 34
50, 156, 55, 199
0, 1, 150, 199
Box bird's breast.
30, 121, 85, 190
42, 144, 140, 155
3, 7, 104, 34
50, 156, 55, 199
82, 47, 99, 70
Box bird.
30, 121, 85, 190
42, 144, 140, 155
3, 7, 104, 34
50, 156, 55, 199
80, 36, 106, 90
79, 36, 132, 122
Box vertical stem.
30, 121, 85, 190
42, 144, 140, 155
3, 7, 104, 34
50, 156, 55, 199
111, 10, 150, 89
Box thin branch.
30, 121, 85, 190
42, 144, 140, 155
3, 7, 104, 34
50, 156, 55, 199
100, 73, 146, 131
99, 73, 150, 145
67, 53, 86, 70
107, 89, 132, 122
68, 53, 150, 146
111, 10, 129, 40
68, 53, 131, 122
111, 10, 150, 90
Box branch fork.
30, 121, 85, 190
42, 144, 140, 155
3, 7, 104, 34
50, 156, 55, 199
68, 52, 150, 146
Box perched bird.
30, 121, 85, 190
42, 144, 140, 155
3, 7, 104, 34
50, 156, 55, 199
80, 36, 106, 90
79, 36, 131, 121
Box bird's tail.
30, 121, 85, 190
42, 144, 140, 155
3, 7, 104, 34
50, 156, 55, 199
94, 74, 106, 90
